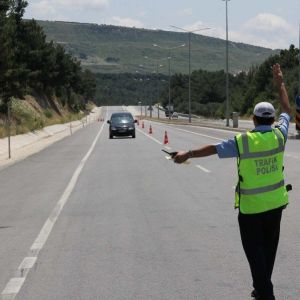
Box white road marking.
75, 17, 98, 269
184, 124, 241, 134
18, 257, 37, 271
2, 278, 25, 295
136, 128, 163, 145
195, 164, 211, 173
1, 114, 107, 300
170, 127, 223, 141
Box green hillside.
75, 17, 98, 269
37, 20, 278, 75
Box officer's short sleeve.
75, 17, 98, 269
216, 138, 238, 158
275, 113, 290, 142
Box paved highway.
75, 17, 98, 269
0, 106, 299, 300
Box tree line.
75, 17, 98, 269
93, 46, 299, 119
0, 0, 96, 115
162, 45, 299, 118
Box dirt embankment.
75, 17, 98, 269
0, 93, 94, 138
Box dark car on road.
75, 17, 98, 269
107, 112, 137, 139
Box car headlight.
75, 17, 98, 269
111, 126, 117, 130
128, 127, 134, 130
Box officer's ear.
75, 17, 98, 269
253, 115, 258, 126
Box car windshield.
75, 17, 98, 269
111, 115, 133, 124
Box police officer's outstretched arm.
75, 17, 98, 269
173, 145, 217, 164
273, 63, 292, 115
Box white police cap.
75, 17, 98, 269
253, 102, 275, 118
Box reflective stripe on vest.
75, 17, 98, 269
240, 129, 284, 159
239, 179, 285, 195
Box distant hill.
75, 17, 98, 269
37, 20, 278, 75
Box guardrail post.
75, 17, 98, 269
232, 112, 239, 128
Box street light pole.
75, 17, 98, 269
144, 56, 168, 119
170, 25, 210, 123
168, 50, 171, 119
153, 43, 186, 119
223, 0, 230, 127
156, 61, 162, 119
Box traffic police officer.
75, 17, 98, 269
173, 63, 292, 300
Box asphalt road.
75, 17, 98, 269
0, 106, 299, 300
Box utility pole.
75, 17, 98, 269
170, 26, 210, 123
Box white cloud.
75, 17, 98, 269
28, 1, 58, 19
27, 0, 110, 20
182, 21, 204, 32
244, 13, 291, 32
110, 16, 143, 28
54, 0, 109, 10
184, 13, 297, 49
241, 13, 297, 48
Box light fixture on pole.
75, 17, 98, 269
170, 25, 210, 123
153, 43, 186, 119
222, 0, 230, 127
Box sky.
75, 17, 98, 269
24, 0, 300, 50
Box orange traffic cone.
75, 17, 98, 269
149, 125, 153, 134
142, 121, 144, 129
163, 131, 169, 145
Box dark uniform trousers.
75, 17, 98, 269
238, 206, 284, 300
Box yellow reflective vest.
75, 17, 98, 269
235, 128, 288, 214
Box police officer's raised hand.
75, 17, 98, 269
272, 63, 292, 115
272, 63, 283, 86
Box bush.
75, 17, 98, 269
44, 109, 53, 118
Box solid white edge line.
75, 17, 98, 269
2, 113, 107, 299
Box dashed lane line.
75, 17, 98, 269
137, 127, 212, 173
168, 127, 223, 141
136, 127, 163, 145
195, 164, 211, 173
